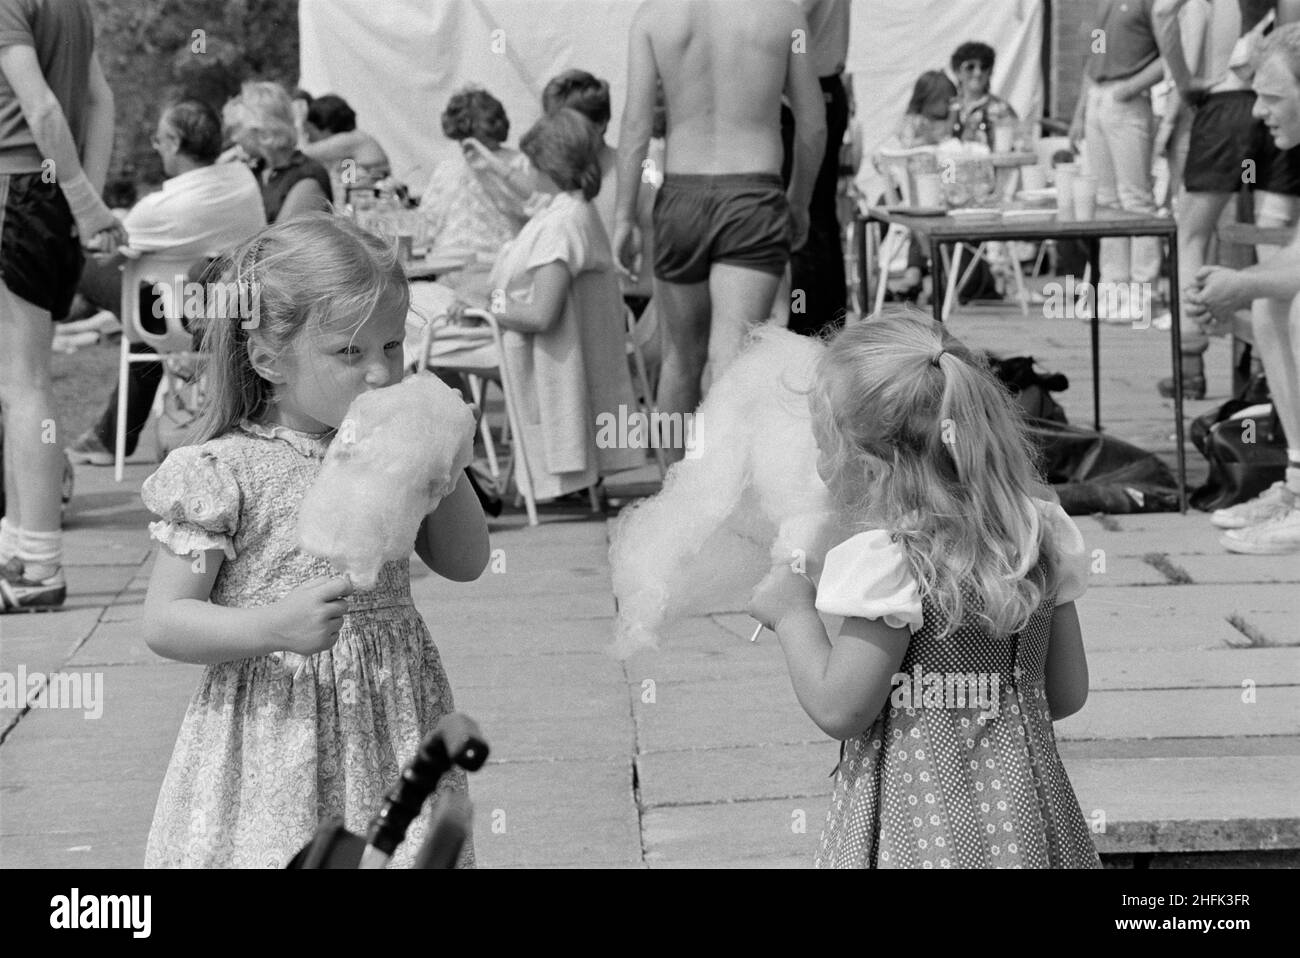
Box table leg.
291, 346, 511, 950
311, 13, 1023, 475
931, 239, 944, 324
1088, 239, 1101, 432
1166, 233, 1188, 513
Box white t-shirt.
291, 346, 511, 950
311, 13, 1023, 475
123, 162, 267, 262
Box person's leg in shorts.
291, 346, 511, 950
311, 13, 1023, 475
0, 175, 83, 608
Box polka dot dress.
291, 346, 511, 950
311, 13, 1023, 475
814, 587, 1101, 869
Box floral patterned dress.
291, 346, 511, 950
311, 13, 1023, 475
141, 421, 471, 868
812, 499, 1101, 869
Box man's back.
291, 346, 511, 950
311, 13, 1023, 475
640, 0, 800, 174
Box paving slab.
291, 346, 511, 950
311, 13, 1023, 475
1056, 687, 1300, 740
1173, 554, 1300, 584
467, 759, 641, 868
641, 799, 820, 867
1068, 755, 1300, 853
637, 743, 833, 809
67, 620, 171, 667
1087, 648, 1300, 689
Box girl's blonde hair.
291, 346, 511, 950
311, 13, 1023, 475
810, 308, 1054, 639
193, 213, 409, 443
228, 80, 298, 157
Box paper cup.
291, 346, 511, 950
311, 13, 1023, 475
1020, 164, 1048, 192
1054, 167, 1077, 219
992, 123, 1016, 154
1072, 175, 1098, 221
915, 173, 944, 208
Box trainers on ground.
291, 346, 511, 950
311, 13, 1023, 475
1220, 507, 1300, 554
0, 565, 66, 612
67, 431, 115, 466
1210, 481, 1295, 529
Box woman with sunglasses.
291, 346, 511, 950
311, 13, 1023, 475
949, 41, 1017, 148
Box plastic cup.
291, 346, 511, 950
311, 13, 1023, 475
993, 122, 1016, 154
1054, 166, 1077, 219
915, 172, 944, 208
1020, 164, 1048, 192
1072, 175, 1098, 221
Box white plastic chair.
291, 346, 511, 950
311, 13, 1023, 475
114, 251, 208, 481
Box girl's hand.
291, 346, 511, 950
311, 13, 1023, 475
747, 564, 817, 632
262, 575, 354, 655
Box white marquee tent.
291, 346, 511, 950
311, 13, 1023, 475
299, 0, 1046, 192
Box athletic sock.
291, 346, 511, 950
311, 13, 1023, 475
0, 517, 20, 564
1288, 450, 1300, 497
17, 528, 62, 581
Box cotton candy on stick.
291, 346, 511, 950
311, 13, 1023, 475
609, 327, 843, 657
298, 374, 476, 589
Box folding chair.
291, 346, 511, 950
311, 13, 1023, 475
625, 304, 668, 481
114, 251, 208, 482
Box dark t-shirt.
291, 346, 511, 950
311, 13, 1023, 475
1085, 0, 1160, 83
0, 0, 93, 173
252, 150, 332, 223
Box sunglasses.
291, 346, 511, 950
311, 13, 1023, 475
960, 61, 991, 75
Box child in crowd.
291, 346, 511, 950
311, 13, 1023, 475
749, 310, 1100, 868
140, 214, 488, 867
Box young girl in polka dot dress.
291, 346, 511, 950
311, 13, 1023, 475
749, 312, 1101, 868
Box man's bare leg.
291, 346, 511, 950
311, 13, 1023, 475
0, 281, 63, 534
655, 278, 711, 464
707, 263, 782, 377
1254, 296, 1300, 464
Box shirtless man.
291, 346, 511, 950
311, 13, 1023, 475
614, 0, 826, 462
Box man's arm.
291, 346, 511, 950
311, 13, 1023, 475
783, 6, 827, 243
1153, 0, 1202, 92
1114, 58, 1168, 99
0, 44, 117, 239
81, 53, 114, 192
615, 7, 656, 235
1234, 238, 1300, 300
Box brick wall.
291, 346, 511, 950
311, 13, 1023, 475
1050, 0, 1093, 120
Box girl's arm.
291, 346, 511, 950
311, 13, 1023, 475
415, 472, 490, 582
143, 546, 354, 665
142, 547, 275, 664
750, 566, 910, 740
491, 262, 570, 334
1045, 601, 1089, 720
300, 130, 369, 165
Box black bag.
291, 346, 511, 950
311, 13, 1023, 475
1026, 418, 1183, 514
1189, 377, 1289, 511
987, 355, 1069, 424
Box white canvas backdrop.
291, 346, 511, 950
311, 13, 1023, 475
299, 0, 1045, 190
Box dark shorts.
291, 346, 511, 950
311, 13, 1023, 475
653, 172, 790, 284
0, 172, 84, 319
1185, 92, 1259, 193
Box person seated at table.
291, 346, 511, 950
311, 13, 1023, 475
949, 41, 1017, 148
66, 99, 267, 466
225, 81, 332, 223
301, 93, 392, 201
898, 70, 960, 148
291, 87, 312, 147
419, 88, 536, 258
543, 69, 617, 238
450, 108, 645, 501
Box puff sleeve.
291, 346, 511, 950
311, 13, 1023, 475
1037, 499, 1088, 605
140, 446, 242, 560
815, 529, 924, 632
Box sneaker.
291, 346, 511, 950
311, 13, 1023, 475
66, 431, 115, 466
0, 565, 66, 612
1157, 374, 1206, 400
1150, 311, 1172, 331
1220, 507, 1300, 554
1210, 482, 1296, 529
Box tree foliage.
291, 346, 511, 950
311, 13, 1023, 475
90, 0, 299, 191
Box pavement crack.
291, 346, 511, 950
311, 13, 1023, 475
1141, 552, 1193, 585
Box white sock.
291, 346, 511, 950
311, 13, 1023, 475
1288, 450, 1300, 496
0, 517, 20, 564
17, 528, 62, 580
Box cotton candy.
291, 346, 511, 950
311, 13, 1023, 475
298, 373, 477, 589
608, 326, 847, 657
